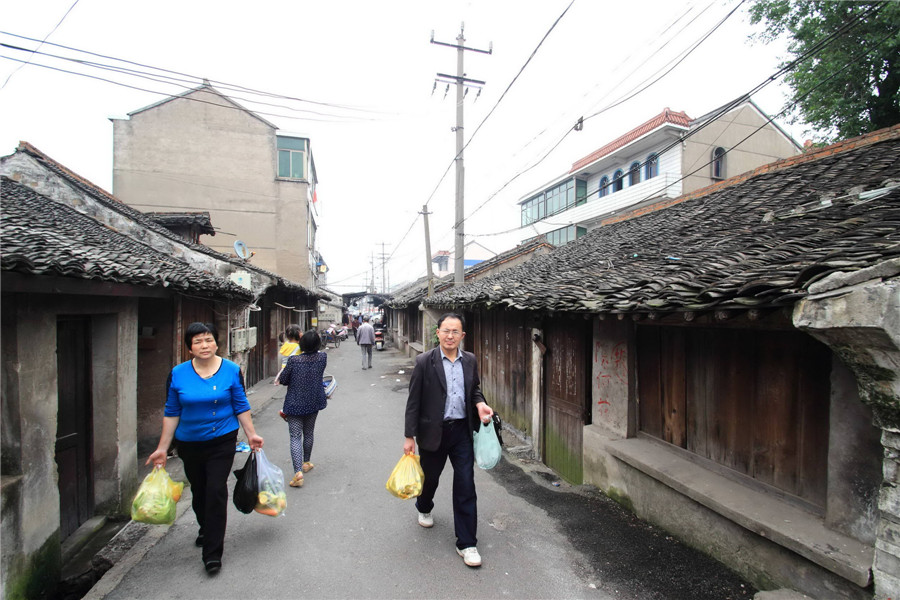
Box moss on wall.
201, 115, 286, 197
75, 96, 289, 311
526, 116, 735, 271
834, 346, 900, 429
4, 532, 61, 600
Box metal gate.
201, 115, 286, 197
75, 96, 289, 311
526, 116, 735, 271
543, 318, 589, 484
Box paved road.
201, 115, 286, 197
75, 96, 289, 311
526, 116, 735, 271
92, 344, 754, 600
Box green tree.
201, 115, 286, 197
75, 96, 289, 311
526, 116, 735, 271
749, 0, 900, 142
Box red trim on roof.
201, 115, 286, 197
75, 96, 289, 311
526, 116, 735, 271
570, 108, 692, 173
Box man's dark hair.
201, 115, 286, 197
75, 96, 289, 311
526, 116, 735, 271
284, 324, 303, 342
436, 312, 465, 330
299, 329, 321, 353
184, 322, 218, 349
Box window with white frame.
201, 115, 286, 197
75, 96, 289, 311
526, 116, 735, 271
599, 176, 610, 197
629, 162, 641, 186
520, 178, 587, 226
277, 136, 307, 180
711, 147, 726, 180
645, 154, 659, 179
613, 169, 624, 193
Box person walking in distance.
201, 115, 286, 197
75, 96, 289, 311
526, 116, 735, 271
403, 313, 493, 567
147, 322, 264, 575
357, 315, 375, 370
276, 329, 327, 488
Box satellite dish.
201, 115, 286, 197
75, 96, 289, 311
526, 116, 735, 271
234, 240, 251, 259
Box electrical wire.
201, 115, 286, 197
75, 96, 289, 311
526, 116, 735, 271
0, 0, 79, 90
459, 1, 885, 239
469, 19, 895, 242
0, 30, 391, 115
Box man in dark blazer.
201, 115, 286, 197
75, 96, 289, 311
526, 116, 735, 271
404, 312, 493, 568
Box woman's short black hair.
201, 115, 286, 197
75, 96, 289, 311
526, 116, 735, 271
436, 312, 465, 330
284, 324, 303, 342
184, 322, 218, 349
299, 329, 321, 353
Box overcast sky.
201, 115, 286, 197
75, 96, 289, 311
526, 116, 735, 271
0, 0, 801, 292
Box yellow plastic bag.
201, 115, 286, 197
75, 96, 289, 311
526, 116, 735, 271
131, 465, 184, 524
386, 454, 424, 499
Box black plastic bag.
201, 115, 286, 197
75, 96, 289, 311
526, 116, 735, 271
233, 451, 258, 514
492, 413, 504, 447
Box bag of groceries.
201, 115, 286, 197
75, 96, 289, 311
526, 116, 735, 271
386, 454, 424, 499
131, 465, 183, 525
233, 451, 259, 514
254, 449, 287, 517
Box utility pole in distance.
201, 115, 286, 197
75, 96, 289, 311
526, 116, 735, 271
432, 23, 491, 286
421, 205, 435, 297
377, 242, 390, 294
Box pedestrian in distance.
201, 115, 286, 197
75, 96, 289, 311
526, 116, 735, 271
147, 322, 264, 575
276, 325, 302, 380
357, 315, 375, 370
403, 312, 494, 568
276, 328, 328, 488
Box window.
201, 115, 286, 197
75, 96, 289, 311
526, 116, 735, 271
277, 136, 307, 179
711, 147, 726, 180
599, 176, 610, 197
520, 178, 587, 226
645, 154, 659, 179
629, 162, 641, 186
612, 169, 624, 193
545, 225, 587, 247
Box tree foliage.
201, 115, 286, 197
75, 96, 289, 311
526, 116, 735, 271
749, 0, 900, 142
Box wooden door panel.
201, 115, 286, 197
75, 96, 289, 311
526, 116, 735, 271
544, 320, 587, 484
56, 317, 93, 540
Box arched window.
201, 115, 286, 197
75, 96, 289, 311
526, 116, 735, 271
599, 176, 610, 197
712, 147, 726, 180
645, 154, 659, 179
612, 169, 624, 192
629, 162, 641, 186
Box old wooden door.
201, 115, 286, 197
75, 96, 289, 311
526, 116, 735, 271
543, 318, 589, 484
56, 317, 94, 540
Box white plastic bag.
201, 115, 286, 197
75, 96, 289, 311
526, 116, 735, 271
474, 420, 502, 470
254, 449, 286, 517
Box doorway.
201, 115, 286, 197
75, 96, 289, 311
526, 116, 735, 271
56, 316, 94, 540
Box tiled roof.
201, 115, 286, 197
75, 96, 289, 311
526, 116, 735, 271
570, 108, 692, 173
389, 237, 554, 307
427, 125, 900, 313
7, 142, 319, 297
146, 212, 216, 236
1, 177, 252, 300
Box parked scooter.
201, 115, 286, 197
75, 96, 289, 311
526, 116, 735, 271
335, 325, 349, 341
374, 325, 385, 350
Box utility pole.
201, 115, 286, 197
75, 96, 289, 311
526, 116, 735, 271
421, 205, 435, 297
377, 242, 390, 294
432, 23, 491, 286
370, 252, 375, 293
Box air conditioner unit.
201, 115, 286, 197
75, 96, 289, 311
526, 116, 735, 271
230, 328, 248, 352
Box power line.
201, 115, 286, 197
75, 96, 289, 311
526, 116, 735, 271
0, 30, 391, 115
469, 20, 895, 243
0, 0, 79, 90
458, 0, 885, 239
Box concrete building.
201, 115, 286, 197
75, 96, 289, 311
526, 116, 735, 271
517, 98, 802, 246
112, 81, 320, 288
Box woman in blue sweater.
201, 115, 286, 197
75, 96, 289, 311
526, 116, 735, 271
147, 322, 263, 575
276, 328, 328, 488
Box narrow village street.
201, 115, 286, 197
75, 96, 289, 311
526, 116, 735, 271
87, 344, 754, 600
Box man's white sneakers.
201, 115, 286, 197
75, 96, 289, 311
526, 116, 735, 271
457, 546, 482, 567
417, 511, 434, 528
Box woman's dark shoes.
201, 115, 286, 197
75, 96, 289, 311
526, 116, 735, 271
195, 534, 204, 547
204, 559, 221, 574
